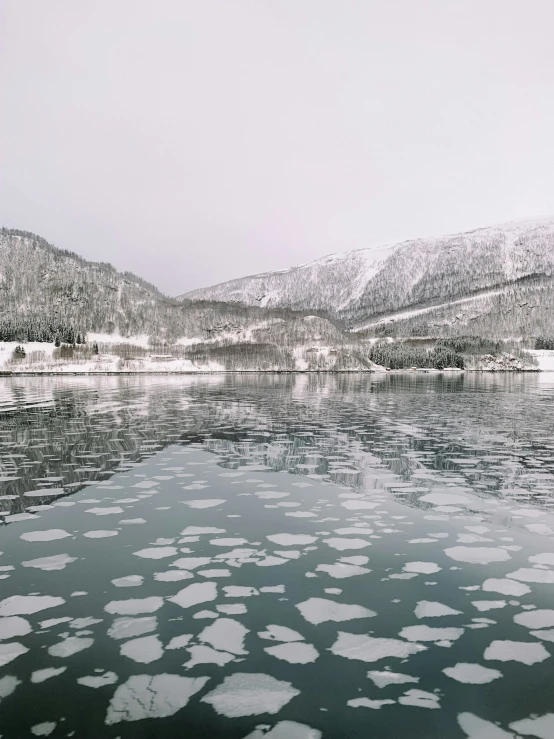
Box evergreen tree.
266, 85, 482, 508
93, 342, 99, 355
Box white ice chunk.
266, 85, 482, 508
330, 632, 426, 662
120, 635, 163, 664
443, 662, 502, 683
296, 597, 376, 625
201, 673, 299, 717
105, 597, 163, 615
444, 547, 511, 565
168, 582, 217, 609
415, 601, 462, 618
484, 639, 550, 665
105, 674, 209, 724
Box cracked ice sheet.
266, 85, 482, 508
105, 674, 209, 724
296, 598, 376, 625
201, 673, 299, 718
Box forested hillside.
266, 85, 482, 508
180, 217, 554, 339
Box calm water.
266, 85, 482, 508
1, 374, 554, 739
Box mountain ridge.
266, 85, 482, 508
179, 216, 554, 338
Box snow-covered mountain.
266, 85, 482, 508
180, 217, 554, 337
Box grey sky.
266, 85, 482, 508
2, 1, 554, 296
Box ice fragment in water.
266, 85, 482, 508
105, 674, 209, 724
168, 582, 217, 609
483, 640, 550, 665
296, 597, 376, 625
265, 642, 319, 664
443, 663, 502, 684
201, 673, 299, 717
330, 632, 426, 662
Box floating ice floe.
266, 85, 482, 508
105, 674, 209, 724
472, 601, 507, 612
0, 642, 29, 667
347, 697, 395, 709
400, 625, 464, 643
513, 609, 554, 629
31, 667, 66, 683
112, 575, 144, 588
105, 597, 164, 615
20, 529, 71, 542
457, 712, 514, 739
315, 563, 371, 579
414, 601, 462, 618
403, 562, 442, 574
484, 639, 550, 665
185, 645, 235, 668
0, 675, 21, 699
171, 557, 211, 570
168, 582, 218, 609
223, 586, 259, 597
182, 499, 226, 509
201, 673, 299, 717
85, 507, 124, 515
330, 632, 426, 662
296, 597, 376, 625
166, 634, 192, 650
0, 616, 32, 640
0, 595, 65, 616
48, 636, 93, 658
529, 553, 554, 566
108, 616, 157, 640
120, 635, 164, 663
22, 554, 77, 571
83, 530, 118, 538
509, 713, 554, 738
77, 672, 118, 688
265, 642, 319, 664
154, 570, 194, 582
481, 578, 531, 596
443, 662, 502, 684
258, 625, 305, 642
323, 538, 371, 551
444, 547, 511, 565
133, 547, 178, 559
30, 722, 56, 736
398, 689, 440, 709
241, 720, 322, 739
506, 568, 554, 584
199, 618, 249, 654
267, 534, 317, 546
367, 671, 418, 688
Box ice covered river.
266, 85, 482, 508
1, 373, 554, 738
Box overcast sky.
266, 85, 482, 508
2, 1, 554, 296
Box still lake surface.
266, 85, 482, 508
1, 373, 554, 739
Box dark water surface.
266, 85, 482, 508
1, 374, 554, 739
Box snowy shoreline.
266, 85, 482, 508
0, 367, 543, 376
